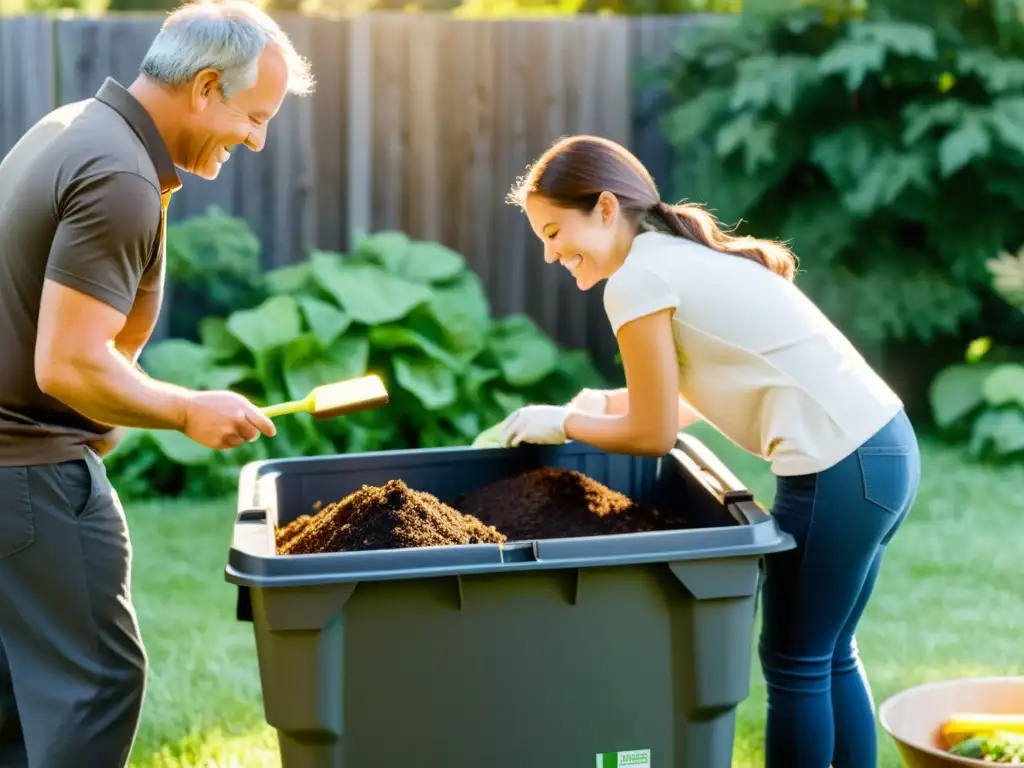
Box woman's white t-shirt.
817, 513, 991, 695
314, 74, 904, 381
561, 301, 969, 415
602, 230, 903, 476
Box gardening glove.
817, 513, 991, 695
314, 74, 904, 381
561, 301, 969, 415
566, 388, 609, 415
500, 405, 571, 448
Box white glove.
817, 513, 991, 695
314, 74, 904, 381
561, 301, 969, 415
566, 388, 609, 415
500, 405, 571, 447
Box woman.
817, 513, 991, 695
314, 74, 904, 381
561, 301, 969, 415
499, 134, 920, 768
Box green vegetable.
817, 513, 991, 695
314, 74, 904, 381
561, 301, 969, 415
950, 731, 1024, 763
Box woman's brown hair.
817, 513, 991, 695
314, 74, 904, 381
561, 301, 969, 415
508, 135, 797, 281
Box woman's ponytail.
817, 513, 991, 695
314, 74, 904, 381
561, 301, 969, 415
650, 201, 797, 281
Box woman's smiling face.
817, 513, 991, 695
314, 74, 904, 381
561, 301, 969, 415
523, 192, 625, 291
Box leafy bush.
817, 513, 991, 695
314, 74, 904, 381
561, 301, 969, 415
929, 243, 1024, 460
106, 230, 607, 500
164, 206, 266, 340
652, 0, 1024, 350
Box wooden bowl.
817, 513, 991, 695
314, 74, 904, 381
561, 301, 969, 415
879, 676, 1024, 767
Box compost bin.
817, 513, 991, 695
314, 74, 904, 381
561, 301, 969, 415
226, 434, 795, 768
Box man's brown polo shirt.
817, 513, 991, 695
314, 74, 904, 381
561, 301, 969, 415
0, 78, 182, 466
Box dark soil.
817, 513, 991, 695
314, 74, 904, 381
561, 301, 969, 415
454, 467, 673, 540
276, 479, 505, 555
276, 467, 681, 555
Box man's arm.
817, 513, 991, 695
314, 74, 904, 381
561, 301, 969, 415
35, 279, 189, 429
114, 266, 163, 366
36, 171, 189, 428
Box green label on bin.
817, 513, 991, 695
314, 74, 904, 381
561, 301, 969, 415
596, 749, 650, 767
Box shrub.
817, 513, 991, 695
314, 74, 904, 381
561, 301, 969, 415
929, 243, 1024, 461
106, 230, 607, 499
651, 0, 1024, 351
164, 206, 266, 340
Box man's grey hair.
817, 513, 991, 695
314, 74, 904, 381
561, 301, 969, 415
140, 0, 314, 100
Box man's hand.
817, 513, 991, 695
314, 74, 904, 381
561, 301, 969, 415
183, 391, 276, 449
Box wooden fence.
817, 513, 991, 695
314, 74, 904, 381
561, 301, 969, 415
0, 12, 707, 368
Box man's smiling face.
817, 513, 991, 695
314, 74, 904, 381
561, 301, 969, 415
180, 44, 288, 179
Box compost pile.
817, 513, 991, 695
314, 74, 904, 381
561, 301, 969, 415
277, 479, 505, 555
276, 468, 679, 555
454, 467, 671, 540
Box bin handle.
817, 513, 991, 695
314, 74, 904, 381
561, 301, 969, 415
672, 432, 753, 503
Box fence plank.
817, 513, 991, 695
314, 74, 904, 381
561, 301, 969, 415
311, 16, 350, 252
0, 17, 56, 157
345, 14, 373, 244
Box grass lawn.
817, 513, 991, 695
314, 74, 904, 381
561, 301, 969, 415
123, 424, 1024, 767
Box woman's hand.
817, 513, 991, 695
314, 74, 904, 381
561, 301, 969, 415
561, 308, 682, 456
499, 405, 572, 447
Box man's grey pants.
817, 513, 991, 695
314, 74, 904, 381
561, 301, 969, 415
0, 448, 146, 767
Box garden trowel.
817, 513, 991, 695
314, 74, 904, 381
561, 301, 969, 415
261, 374, 389, 421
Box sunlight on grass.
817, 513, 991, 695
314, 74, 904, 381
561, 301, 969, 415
124, 496, 276, 768
122, 426, 1024, 767
132, 726, 279, 768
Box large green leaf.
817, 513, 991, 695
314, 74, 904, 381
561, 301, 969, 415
426, 270, 491, 359
553, 349, 607, 391
730, 54, 817, 114
352, 231, 412, 275
488, 315, 559, 387
928, 363, 995, 428
198, 317, 243, 361
988, 97, 1024, 157
311, 252, 432, 326
853, 20, 937, 58
369, 322, 462, 370
202, 366, 253, 391
298, 295, 351, 347
264, 261, 314, 296
226, 295, 303, 357
401, 241, 466, 283
956, 49, 1024, 94
981, 364, 1024, 410
281, 332, 371, 402
142, 339, 213, 388
901, 100, 971, 145
461, 364, 501, 404
392, 355, 458, 410
715, 113, 777, 175
355, 231, 466, 283
817, 39, 887, 91
969, 407, 1024, 458
842, 149, 932, 217
938, 116, 992, 177
811, 125, 878, 191
492, 390, 527, 415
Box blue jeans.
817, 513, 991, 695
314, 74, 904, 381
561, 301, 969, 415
758, 410, 920, 768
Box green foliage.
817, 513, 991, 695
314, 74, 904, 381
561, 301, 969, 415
164, 207, 266, 340
929, 242, 1024, 461
653, 0, 1024, 349
105, 229, 606, 500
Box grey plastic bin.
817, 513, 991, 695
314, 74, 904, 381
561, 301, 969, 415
226, 434, 795, 768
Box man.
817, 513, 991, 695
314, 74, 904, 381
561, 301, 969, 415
0, 1, 314, 764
